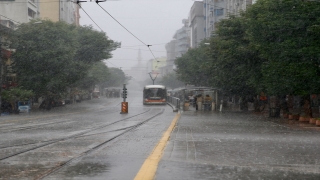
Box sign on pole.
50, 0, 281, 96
120, 84, 128, 114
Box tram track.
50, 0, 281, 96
0, 108, 154, 160
0, 100, 123, 134
34, 108, 165, 180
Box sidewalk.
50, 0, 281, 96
182, 101, 320, 130
157, 103, 320, 180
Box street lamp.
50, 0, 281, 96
148, 72, 159, 85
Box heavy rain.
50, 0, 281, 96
1, 0, 320, 179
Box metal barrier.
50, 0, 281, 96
167, 96, 180, 112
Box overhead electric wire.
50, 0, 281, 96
104, 60, 121, 68
77, 3, 104, 32
96, 3, 159, 61
121, 42, 167, 48
96, 3, 147, 46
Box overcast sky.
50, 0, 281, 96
80, 0, 194, 70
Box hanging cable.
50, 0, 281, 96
76, 3, 104, 32
95, 2, 159, 62
96, 3, 147, 46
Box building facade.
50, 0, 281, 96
225, 0, 252, 16
204, 0, 227, 38
40, 0, 80, 25
163, 19, 190, 76
0, 0, 40, 24
189, 1, 206, 48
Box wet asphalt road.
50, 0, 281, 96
0, 90, 176, 180
1, 90, 320, 180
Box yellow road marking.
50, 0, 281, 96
134, 113, 181, 180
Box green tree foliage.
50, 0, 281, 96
209, 15, 263, 96
175, 0, 320, 97
75, 62, 110, 91
175, 42, 212, 87
160, 72, 185, 89
245, 0, 320, 95
1, 87, 34, 102
105, 67, 126, 87
12, 20, 119, 97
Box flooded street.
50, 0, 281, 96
1, 90, 320, 179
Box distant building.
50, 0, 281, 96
153, 57, 167, 73
0, 0, 40, 24
123, 49, 147, 84
163, 19, 190, 75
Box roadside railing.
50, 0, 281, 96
167, 96, 180, 112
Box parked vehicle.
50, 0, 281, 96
18, 100, 31, 113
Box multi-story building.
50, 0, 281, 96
189, 0, 252, 46
204, 0, 226, 38
163, 19, 190, 75
0, 0, 40, 24
40, 0, 80, 25
189, 1, 206, 48
225, 0, 252, 16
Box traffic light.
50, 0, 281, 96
122, 88, 127, 99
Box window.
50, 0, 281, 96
214, 9, 224, 16
28, 8, 36, 18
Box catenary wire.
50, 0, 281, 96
77, 3, 104, 32
95, 3, 159, 61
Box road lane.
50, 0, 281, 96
0, 90, 178, 180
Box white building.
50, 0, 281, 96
225, 0, 253, 16
0, 0, 40, 24
189, 1, 206, 48
204, 0, 227, 38
163, 19, 190, 75
189, 0, 252, 47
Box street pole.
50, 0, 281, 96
0, 34, 2, 116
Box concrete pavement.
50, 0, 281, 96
156, 104, 320, 179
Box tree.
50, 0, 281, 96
12, 20, 119, 98
245, 0, 320, 95
160, 72, 185, 89
208, 15, 263, 97
105, 67, 126, 87
175, 41, 212, 87
75, 62, 110, 91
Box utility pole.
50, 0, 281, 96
0, 34, 2, 116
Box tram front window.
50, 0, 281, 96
145, 88, 166, 99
